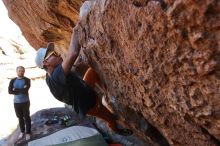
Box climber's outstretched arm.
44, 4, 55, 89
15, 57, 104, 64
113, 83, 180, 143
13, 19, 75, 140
62, 25, 81, 75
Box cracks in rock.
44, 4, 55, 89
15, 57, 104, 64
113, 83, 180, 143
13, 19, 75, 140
41, 3, 76, 30
67, 0, 82, 10
145, 123, 170, 146
40, 11, 76, 42
139, 112, 170, 146
132, 0, 149, 7
42, 17, 62, 29
132, 0, 167, 10
214, 70, 220, 80
166, 0, 186, 20
200, 126, 220, 146
42, 29, 64, 42
54, 12, 75, 28
158, 0, 167, 10
122, 106, 170, 146
204, 0, 219, 19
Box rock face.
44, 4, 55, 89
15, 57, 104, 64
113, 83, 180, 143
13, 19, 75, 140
3, 0, 84, 53
3, 0, 220, 146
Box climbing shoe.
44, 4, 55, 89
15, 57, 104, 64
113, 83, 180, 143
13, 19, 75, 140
25, 134, 31, 141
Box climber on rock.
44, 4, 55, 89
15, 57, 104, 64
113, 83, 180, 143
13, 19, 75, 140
35, 23, 132, 136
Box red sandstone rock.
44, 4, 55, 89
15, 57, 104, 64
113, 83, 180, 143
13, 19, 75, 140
3, 0, 220, 146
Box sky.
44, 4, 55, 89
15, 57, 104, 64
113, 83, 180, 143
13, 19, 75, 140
0, 0, 22, 38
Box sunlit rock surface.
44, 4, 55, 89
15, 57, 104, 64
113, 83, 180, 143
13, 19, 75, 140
3, 0, 84, 53
3, 0, 220, 146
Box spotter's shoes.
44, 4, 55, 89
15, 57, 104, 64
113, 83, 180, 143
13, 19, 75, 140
25, 134, 31, 141
18, 133, 24, 139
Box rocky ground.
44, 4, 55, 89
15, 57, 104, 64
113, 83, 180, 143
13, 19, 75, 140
7, 107, 147, 146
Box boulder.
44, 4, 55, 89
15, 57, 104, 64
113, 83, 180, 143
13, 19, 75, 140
3, 0, 220, 145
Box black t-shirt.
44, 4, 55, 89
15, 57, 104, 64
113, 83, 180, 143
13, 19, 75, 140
46, 64, 96, 116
